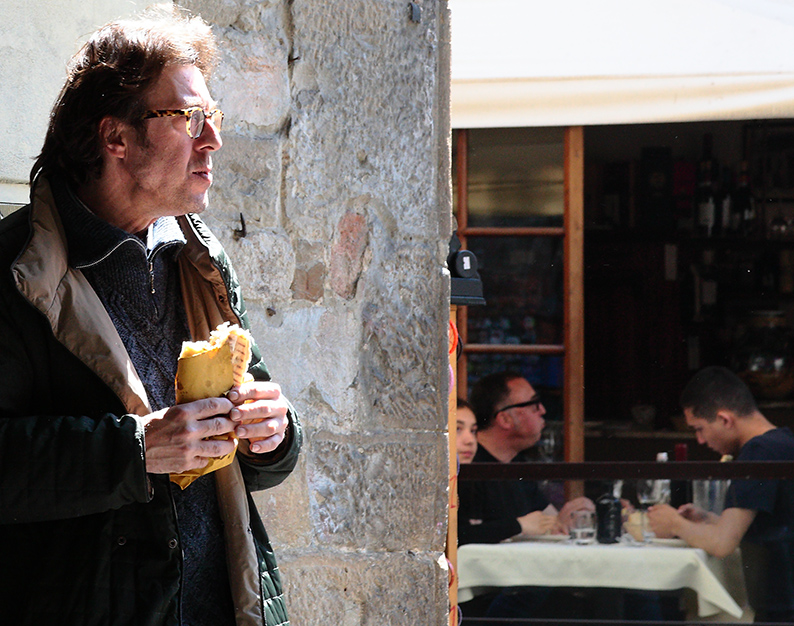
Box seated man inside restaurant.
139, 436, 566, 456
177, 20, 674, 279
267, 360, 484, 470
458, 370, 592, 545
649, 366, 794, 623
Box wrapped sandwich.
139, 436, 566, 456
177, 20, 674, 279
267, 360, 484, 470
170, 322, 253, 489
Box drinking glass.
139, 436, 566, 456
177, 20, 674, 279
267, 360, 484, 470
569, 510, 596, 545
636, 479, 670, 541
539, 428, 558, 461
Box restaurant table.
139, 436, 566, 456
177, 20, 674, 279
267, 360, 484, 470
457, 537, 750, 621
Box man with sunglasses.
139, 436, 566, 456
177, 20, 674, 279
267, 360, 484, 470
460, 371, 593, 546
0, 6, 301, 626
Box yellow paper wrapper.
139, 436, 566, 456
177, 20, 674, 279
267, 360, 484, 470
170, 323, 252, 489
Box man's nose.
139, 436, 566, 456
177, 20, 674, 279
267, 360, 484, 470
197, 118, 222, 150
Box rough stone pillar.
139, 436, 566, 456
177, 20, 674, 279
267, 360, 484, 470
182, 1, 452, 623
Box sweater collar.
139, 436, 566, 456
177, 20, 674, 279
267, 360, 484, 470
50, 175, 185, 269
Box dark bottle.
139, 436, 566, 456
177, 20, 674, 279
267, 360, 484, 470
719, 165, 734, 235
690, 249, 718, 323
670, 443, 692, 509
734, 161, 757, 237
695, 134, 719, 238
596, 480, 623, 544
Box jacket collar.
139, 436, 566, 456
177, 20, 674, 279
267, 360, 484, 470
12, 177, 151, 416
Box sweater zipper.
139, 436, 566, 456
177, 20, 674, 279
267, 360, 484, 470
148, 259, 155, 294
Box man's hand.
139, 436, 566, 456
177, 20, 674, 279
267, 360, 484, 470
141, 397, 236, 474
557, 496, 596, 533
677, 503, 715, 524
517, 511, 558, 536
649, 503, 755, 557
647, 503, 681, 538
226, 381, 289, 455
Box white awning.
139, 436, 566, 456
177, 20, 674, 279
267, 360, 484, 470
450, 0, 794, 128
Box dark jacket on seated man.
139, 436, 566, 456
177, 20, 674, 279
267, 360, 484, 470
458, 446, 549, 545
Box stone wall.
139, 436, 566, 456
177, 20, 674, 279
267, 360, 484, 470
181, 1, 452, 623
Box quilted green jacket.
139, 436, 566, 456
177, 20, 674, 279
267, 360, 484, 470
0, 178, 301, 626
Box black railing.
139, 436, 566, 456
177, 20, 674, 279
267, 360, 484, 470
458, 460, 794, 481
460, 616, 780, 626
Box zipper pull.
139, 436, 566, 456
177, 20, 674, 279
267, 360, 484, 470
149, 259, 156, 294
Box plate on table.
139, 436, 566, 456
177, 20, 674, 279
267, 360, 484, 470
649, 537, 687, 547
505, 533, 569, 543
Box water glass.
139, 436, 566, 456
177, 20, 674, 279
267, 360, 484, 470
692, 479, 730, 514
569, 510, 596, 545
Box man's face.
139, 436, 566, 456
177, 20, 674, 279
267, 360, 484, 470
123, 64, 221, 229
684, 408, 737, 456
496, 377, 546, 449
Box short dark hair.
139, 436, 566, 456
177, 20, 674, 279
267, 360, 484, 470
31, 4, 218, 188
680, 366, 757, 422
457, 397, 474, 413
469, 371, 524, 430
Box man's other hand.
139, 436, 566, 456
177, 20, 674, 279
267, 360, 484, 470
227, 381, 290, 455
557, 496, 596, 533
141, 397, 236, 474
517, 511, 559, 536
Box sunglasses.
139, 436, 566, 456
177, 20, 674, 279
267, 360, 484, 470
492, 397, 543, 420
142, 107, 224, 139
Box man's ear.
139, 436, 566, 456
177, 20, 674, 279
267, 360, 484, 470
494, 411, 513, 431
98, 116, 130, 159
716, 410, 736, 429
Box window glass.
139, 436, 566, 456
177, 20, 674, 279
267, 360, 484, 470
467, 236, 564, 346
464, 127, 565, 228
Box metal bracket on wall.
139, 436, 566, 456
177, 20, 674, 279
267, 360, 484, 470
408, 2, 421, 23
232, 212, 247, 240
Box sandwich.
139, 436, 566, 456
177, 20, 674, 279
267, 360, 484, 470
170, 322, 252, 489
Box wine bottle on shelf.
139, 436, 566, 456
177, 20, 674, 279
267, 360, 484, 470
734, 161, 758, 237
695, 134, 719, 238
690, 249, 718, 323
719, 165, 734, 235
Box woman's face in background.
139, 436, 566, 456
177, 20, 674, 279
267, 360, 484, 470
456, 406, 478, 464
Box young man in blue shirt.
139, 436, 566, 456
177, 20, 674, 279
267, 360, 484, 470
649, 366, 794, 622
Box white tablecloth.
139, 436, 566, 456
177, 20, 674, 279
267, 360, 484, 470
457, 538, 748, 619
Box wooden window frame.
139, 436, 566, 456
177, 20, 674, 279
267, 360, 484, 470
454, 127, 585, 466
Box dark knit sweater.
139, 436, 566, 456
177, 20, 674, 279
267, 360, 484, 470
51, 177, 235, 626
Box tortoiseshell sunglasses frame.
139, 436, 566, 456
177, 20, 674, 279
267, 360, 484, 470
141, 107, 223, 138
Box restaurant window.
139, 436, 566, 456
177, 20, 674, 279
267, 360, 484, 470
453, 126, 584, 464
452, 119, 794, 626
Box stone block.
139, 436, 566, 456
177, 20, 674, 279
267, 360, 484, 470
357, 243, 449, 431
284, 0, 447, 238
182, 0, 286, 35
307, 436, 448, 552
211, 133, 283, 229
201, 226, 295, 305
212, 26, 290, 132
253, 453, 313, 549
280, 551, 449, 626
245, 304, 364, 429
330, 210, 369, 300
291, 239, 326, 301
